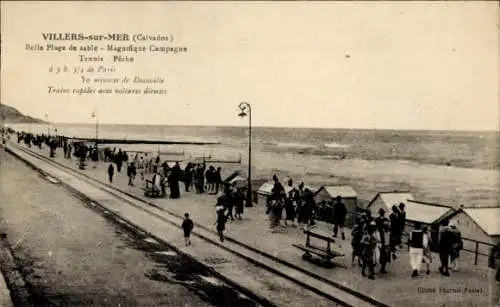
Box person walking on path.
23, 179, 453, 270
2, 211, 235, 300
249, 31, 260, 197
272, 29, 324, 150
214, 167, 222, 194
422, 226, 432, 275
215, 208, 227, 242
333, 196, 347, 240
184, 163, 193, 192
268, 175, 285, 232
361, 221, 379, 280
234, 187, 245, 220
284, 181, 297, 227
375, 208, 391, 274
397, 203, 406, 248
449, 222, 463, 271
409, 222, 428, 277
107, 163, 115, 183
351, 217, 364, 266
169, 162, 181, 199
182, 213, 194, 246
127, 162, 137, 186
225, 185, 235, 221
389, 205, 400, 259
438, 219, 454, 276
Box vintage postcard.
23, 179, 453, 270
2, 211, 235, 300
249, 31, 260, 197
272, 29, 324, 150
1, 1, 498, 306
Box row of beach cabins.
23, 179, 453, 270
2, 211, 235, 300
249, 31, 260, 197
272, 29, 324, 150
225, 173, 499, 264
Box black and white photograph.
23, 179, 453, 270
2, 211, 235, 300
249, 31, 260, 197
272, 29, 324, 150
0, 1, 499, 306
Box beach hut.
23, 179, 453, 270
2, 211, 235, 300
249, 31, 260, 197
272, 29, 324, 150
313, 185, 358, 225
447, 207, 500, 256
366, 191, 415, 216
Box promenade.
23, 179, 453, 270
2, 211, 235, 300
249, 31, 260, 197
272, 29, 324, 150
8, 142, 500, 307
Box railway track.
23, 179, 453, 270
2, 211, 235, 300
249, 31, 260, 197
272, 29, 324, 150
8, 143, 389, 307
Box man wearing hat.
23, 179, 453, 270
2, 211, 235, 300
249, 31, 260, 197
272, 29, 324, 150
332, 195, 347, 240
375, 208, 391, 274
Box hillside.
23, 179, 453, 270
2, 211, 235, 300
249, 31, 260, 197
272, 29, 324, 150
0, 104, 44, 123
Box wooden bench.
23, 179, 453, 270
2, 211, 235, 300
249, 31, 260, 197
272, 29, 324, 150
292, 228, 344, 264
141, 179, 161, 198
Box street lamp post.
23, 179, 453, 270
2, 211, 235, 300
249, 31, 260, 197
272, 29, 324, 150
238, 101, 252, 207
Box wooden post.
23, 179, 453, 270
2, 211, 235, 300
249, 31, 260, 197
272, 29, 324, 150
306, 233, 310, 247
474, 241, 479, 265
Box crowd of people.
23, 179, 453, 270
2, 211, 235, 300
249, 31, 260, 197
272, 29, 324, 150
6, 129, 485, 283
349, 204, 463, 280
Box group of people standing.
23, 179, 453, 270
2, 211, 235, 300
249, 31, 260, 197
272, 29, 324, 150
266, 175, 317, 232
183, 163, 223, 195
350, 203, 463, 280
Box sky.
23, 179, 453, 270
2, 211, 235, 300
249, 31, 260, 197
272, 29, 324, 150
1, 1, 499, 131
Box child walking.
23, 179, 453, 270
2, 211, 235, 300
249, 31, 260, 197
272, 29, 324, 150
215, 208, 227, 242
182, 213, 194, 246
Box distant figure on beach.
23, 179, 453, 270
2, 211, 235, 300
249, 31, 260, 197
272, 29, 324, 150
107, 163, 115, 183
333, 196, 347, 240
182, 213, 194, 246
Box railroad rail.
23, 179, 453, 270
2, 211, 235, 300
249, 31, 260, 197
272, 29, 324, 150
8, 142, 388, 307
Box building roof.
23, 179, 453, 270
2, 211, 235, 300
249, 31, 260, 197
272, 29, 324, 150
317, 185, 357, 198
461, 207, 500, 236
405, 200, 455, 224
368, 191, 414, 209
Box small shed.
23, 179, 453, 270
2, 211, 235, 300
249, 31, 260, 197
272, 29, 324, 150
367, 191, 415, 216
313, 185, 358, 225
448, 207, 500, 256
404, 200, 455, 224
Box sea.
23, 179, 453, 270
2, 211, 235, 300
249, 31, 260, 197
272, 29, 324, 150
7, 123, 500, 208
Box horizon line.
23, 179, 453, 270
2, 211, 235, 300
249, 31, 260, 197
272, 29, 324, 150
17, 120, 499, 134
